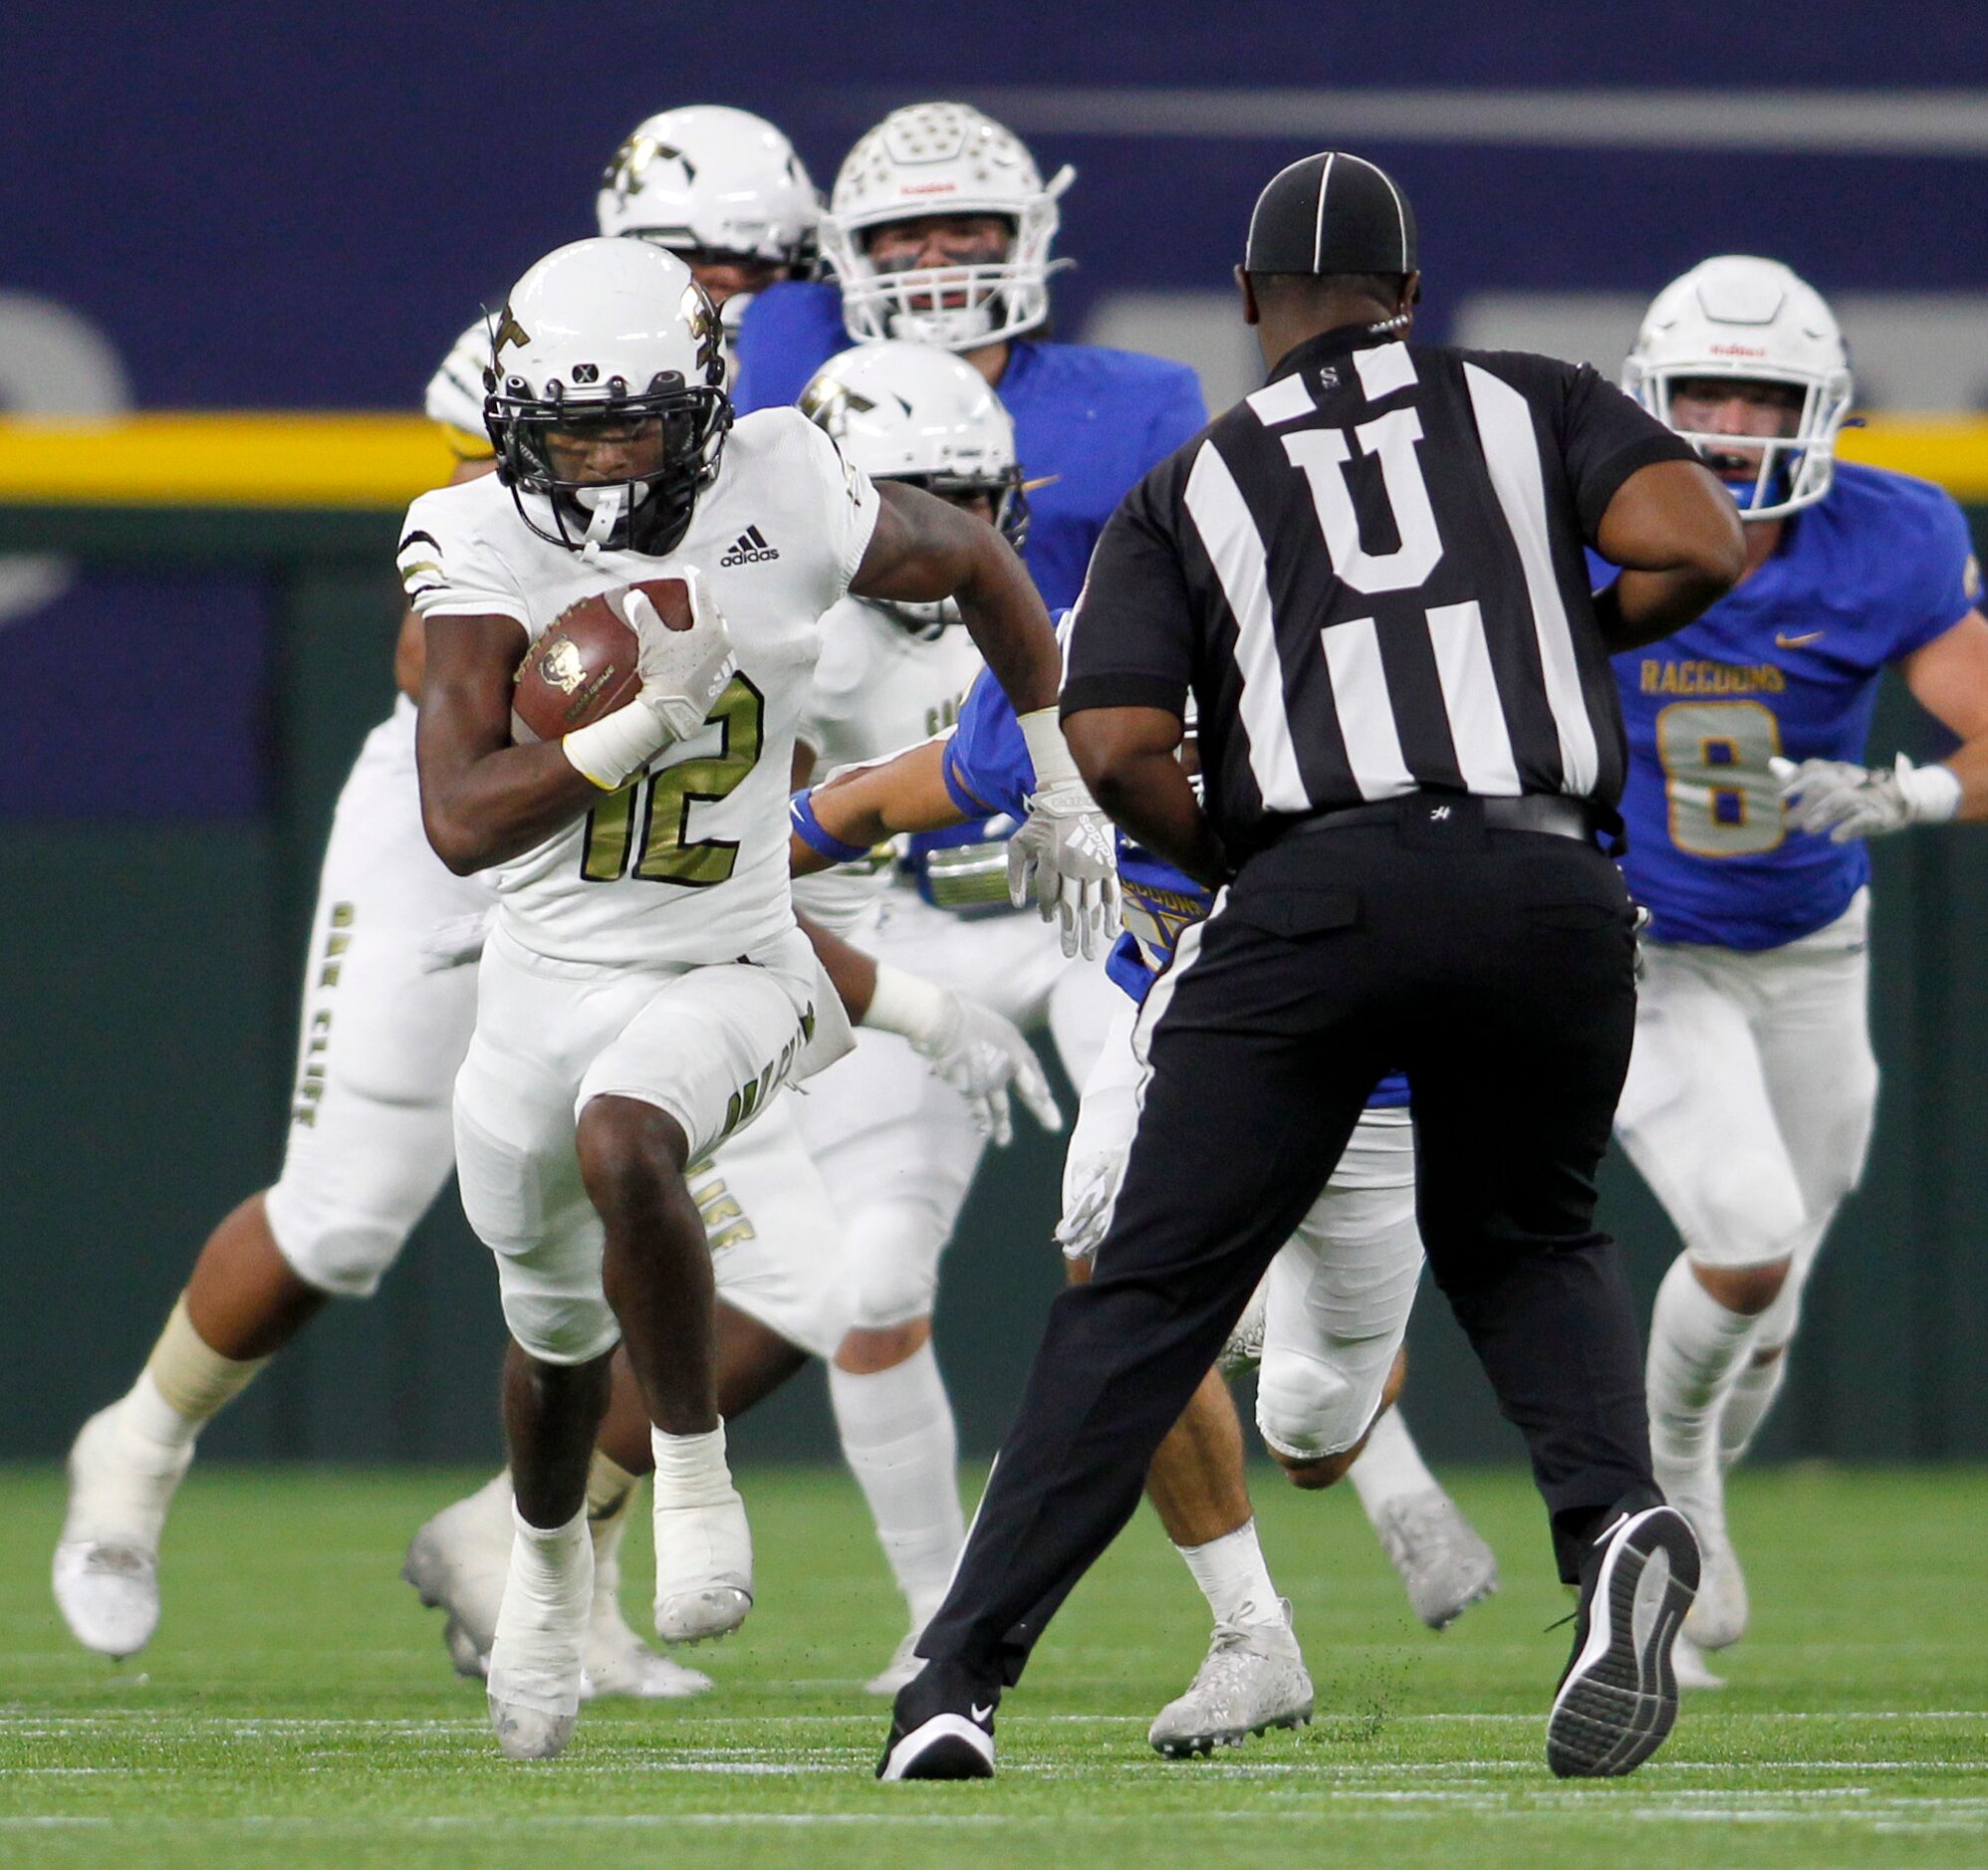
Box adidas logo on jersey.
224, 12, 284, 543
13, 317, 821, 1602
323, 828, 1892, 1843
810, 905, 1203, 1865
719, 526, 780, 567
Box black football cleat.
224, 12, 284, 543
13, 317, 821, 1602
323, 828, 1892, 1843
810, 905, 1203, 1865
876, 1660, 998, 1780
1547, 1502, 1701, 1778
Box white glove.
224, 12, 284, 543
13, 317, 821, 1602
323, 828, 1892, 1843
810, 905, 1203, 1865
560, 569, 738, 789
1054, 1150, 1124, 1263
1216, 1276, 1270, 1378
623, 569, 738, 742
1007, 709, 1120, 960
1770, 753, 1961, 843
865, 965, 1063, 1147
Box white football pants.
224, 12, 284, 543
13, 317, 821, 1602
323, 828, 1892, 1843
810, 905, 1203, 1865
1615, 889, 1877, 1346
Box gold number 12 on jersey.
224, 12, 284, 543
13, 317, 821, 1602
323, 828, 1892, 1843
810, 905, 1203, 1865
580, 674, 766, 885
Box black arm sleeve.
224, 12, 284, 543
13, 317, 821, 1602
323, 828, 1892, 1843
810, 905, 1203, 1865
1059, 462, 1198, 721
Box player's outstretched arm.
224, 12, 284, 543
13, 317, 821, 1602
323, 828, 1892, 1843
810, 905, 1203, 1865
850, 481, 1061, 715
795, 909, 1059, 1145
416, 614, 609, 873
1901, 610, 1988, 821
788, 740, 966, 877
1771, 609, 1988, 840
1593, 459, 1746, 651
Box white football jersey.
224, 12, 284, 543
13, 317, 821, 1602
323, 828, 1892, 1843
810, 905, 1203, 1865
400, 408, 879, 969
792, 596, 987, 932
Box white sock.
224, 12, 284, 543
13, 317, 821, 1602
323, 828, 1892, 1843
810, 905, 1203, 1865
495, 1504, 591, 1715
650, 1422, 736, 1506
1647, 1257, 1760, 1475
1175, 1519, 1281, 1629
1347, 1408, 1438, 1515
828, 1344, 964, 1630
1719, 1345, 1790, 1468
121, 1372, 204, 1455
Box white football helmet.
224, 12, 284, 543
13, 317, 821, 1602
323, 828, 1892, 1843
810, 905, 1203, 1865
596, 106, 819, 272
484, 238, 729, 558
802, 342, 1028, 630
1623, 255, 1852, 522
822, 102, 1074, 351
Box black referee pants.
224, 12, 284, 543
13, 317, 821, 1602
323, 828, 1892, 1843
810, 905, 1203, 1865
919, 804, 1656, 1692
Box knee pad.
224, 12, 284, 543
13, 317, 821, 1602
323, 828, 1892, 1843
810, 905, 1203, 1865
1256, 1344, 1369, 1463
454, 1104, 616, 1365
1684, 1151, 1807, 1270
265, 1196, 410, 1299
496, 1281, 621, 1367
844, 1203, 944, 1330
264, 1111, 452, 1297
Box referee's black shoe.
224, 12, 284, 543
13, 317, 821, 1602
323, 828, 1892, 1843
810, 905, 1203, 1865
877, 1660, 998, 1780
1546, 1502, 1701, 1778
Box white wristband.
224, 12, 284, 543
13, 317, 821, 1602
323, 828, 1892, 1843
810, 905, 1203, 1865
561, 701, 669, 791
863, 963, 949, 1046
1901, 755, 1963, 824
1018, 707, 1081, 791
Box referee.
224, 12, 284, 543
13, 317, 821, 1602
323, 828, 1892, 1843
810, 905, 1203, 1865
878, 153, 1745, 1782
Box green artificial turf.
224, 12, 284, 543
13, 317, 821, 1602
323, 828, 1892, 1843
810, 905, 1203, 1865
2, 1463, 1983, 1868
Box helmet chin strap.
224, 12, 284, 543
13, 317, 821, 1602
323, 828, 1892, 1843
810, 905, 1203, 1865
579, 485, 626, 562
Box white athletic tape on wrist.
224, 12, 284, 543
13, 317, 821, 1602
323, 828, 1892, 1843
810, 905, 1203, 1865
863, 963, 950, 1047
562, 702, 670, 791
1019, 707, 1081, 792
1901, 755, 1963, 823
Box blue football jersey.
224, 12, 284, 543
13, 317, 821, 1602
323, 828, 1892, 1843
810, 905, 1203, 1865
1612, 464, 1978, 950
942, 656, 1410, 1108
730, 280, 1208, 613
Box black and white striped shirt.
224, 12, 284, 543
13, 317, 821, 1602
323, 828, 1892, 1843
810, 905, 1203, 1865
1060, 325, 1696, 856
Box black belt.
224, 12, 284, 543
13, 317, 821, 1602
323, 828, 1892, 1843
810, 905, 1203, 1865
1280, 791, 1615, 846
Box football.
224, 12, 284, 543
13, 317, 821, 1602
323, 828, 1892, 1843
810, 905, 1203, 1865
510, 578, 693, 743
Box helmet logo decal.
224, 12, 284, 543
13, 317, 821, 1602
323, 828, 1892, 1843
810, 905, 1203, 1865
572, 362, 600, 385
493, 305, 531, 356
604, 134, 694, 201
798, 375, 876, 440
681, 287, 723, 383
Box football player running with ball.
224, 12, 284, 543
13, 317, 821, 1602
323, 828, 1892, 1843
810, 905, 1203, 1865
790, 653, 1501, 1755
51, 103, 906, 1703
407, 236, 1060, 1761
1611, 257, 1988, 1687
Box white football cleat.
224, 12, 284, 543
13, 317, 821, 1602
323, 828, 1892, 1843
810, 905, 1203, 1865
1653, 1458, 1749, 1651
486, 1514, 591, 1762
583, 1550, 712, 1700
865, 1627, 925, 1697
402, 1473, 513, 1672
653, 1481, 753, 1646
1670, 1632, 1727, 1691
1369, 1486, 1501, 1631
1147, 1601, 1314, 1758
52, 1403, 194, 1659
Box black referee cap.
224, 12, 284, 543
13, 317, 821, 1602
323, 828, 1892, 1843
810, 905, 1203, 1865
1244, 152, 1416, 277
